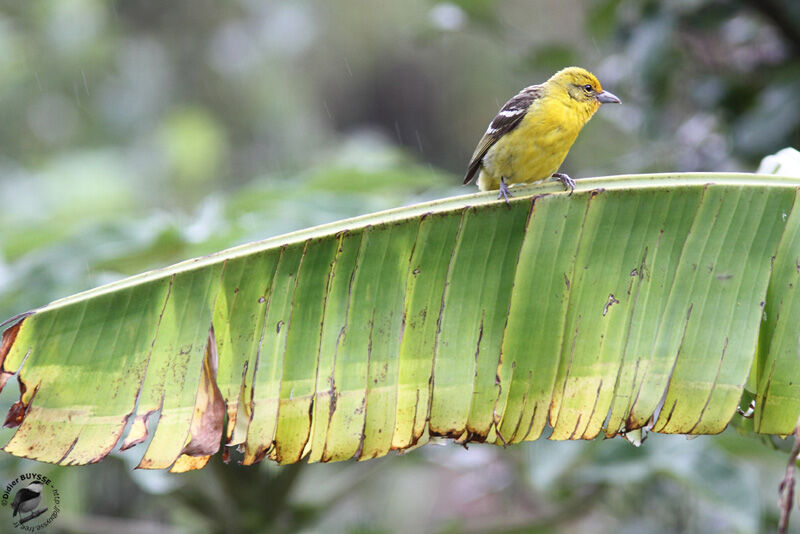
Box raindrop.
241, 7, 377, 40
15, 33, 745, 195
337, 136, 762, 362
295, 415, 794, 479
343, 57, 353, 77
81, 69, 89, 96
72, 82, 82, 109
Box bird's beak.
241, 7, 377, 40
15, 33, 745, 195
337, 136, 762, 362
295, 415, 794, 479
596, 90, 621, 104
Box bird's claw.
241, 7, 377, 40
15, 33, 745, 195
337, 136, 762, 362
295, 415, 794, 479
552, 173, 575, 196
498, 178, 512, 205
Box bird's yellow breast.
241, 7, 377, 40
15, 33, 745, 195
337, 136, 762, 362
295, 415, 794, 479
478, 95, 595, 192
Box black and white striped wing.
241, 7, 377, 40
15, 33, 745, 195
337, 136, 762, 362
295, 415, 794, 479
11, 487, 39, 516
463, 84, 543, 184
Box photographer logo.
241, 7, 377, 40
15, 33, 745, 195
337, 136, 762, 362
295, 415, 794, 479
1, 473, 60, 531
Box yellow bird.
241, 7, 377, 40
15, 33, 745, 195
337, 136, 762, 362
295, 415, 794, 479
464, 66, 620, 201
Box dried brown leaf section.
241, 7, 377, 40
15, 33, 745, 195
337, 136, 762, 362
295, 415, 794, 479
171, 327, 225, 472
0, 318, 30, 429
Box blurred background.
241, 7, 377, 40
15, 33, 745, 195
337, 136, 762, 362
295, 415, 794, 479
0, 0, 799, 532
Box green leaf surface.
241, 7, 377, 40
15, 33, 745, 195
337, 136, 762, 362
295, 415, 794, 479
2, 173, 800, 470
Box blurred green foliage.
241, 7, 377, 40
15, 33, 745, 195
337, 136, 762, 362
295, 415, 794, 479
0, 0, 799, 532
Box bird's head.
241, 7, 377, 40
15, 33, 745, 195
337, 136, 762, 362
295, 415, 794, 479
25, 482, 43, 494
547, 67, 621, 114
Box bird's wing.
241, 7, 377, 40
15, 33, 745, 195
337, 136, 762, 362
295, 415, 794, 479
463, 84, 544, 184
11, 488, 37, 516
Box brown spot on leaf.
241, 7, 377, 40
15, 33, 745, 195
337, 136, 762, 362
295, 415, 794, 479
602, 294, 619, 316
428, 426, 470, 440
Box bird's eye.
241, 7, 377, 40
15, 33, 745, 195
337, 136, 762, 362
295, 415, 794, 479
583, 84, 593, 92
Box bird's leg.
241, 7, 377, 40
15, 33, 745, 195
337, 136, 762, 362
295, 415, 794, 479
551, 172, 576, 196
498, 177, 512, 204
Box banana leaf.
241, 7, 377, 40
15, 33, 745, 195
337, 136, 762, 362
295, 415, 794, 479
1, 173, 799, 472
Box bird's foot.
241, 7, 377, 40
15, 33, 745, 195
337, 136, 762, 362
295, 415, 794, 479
497, 178, 512, 205
551, 173, 576, 196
